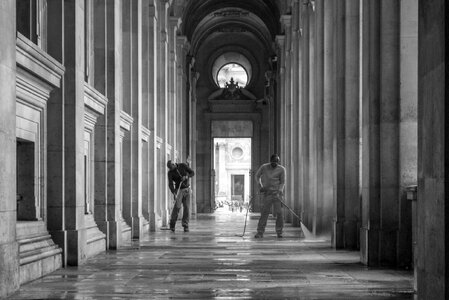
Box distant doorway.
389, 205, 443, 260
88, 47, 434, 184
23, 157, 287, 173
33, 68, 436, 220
212, 137, 251, 213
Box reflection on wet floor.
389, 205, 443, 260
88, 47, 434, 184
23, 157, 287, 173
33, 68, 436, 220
8, 208, 415, 299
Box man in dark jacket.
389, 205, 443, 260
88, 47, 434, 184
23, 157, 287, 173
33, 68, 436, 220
167, 160, 195, 232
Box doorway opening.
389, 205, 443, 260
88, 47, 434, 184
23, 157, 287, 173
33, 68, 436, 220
213, 137, 251, 214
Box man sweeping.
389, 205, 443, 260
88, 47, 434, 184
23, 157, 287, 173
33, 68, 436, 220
254, 154, 286, 238
167, 160, 195, 233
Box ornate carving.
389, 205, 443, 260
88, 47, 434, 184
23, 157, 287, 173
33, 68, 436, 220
217, 26, 247, 33
213, 10, 249, 17
221, 78, 242, 99
209, 78, 257, 101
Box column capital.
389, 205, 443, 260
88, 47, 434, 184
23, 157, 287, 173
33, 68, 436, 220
275, 35, 285, 47
177, 35, 190, 51
169, 16, 182, 29
280, 15, 292, 29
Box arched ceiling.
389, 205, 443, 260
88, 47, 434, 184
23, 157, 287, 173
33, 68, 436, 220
181, 0, 282, 55
182, 0, 281, 40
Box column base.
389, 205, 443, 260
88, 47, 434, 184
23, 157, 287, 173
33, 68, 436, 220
149, 212, 157, 231
332, 219, 344, 249
106, 220, 123, 250
332, 219, 358, 249
132, 216, 146, 239
164, 209, 171, 227
360, 227, 397, 266
49, 230, 68, 266
0, 242, 19, 298
66, 228, 87, 266
360, 227, 380, 266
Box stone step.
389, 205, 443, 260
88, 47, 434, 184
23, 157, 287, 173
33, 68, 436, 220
18, 234, 55, 253
19, 244, 62, 266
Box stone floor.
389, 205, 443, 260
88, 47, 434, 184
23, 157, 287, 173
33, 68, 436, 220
8, 207, 415, 299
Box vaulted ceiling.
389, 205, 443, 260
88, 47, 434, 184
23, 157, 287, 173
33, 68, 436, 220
179, 0, 284, 55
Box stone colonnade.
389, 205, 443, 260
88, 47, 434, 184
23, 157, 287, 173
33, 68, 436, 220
276, 0, 449, 298
0, 0, 193, 295
276, 0, 418, 265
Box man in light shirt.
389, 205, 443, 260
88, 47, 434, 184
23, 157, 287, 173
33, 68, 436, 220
254, 154, 286, 238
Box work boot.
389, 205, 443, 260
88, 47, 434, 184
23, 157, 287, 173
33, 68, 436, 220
184, 227, 189, 232
170, 227, 175, 233
277, 232, 283, 238
254, 232, 263, 238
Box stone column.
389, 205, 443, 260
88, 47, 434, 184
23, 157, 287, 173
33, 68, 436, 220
140, 0, 150, 228
62, 0, 87, 265
360, 0, 380, 266
121, 0, 133, 235
301, 5, 310, 228
129, 0, 145, 239
360, 0, 401, 265
313, 0, 325, 235
308, 2, 317, 233
104, 0, 124, 249
333, 0, 360, 250
189, 68, 199, 216
417, 0, 449, 298
344, 0, 360, 249
0, 1, 20, 296
379, 0, 400, 265
88, 0, 110, 247
147, 0, 158, 231
168, 17, 180, 153
275, 34, 285, 170
332, 0, 345, 249
322, 0, 336, 239
397, 0, 418, 268
46, 0, 66, 258
280, 15, 293, 221
157, 0, 170, 226
177, 36, 189, 162
291, 0, 302, 227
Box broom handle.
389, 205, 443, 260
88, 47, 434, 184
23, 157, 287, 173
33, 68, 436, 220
279, 197, 301, 221
257, 192, 301, 220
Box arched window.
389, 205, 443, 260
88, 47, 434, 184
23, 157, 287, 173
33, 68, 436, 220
216, 63, 248, 88
212, 52, 252, 88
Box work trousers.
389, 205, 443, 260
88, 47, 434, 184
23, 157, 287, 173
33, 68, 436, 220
170, 187, 190, 229
256, 192, 284, 234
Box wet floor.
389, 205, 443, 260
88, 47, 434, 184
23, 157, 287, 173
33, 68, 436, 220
8, 208, 415, 299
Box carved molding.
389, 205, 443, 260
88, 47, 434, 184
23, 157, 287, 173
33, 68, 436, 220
16, 33, 64, 88
84, 83, 108, 116
166, 143, 172, 155
141, 126, 151, 143
214, 9, 250, 17
217, 26, 248, 33
156, 136, 163, 149
120, 111, 134, 132
84, 110, 98, 133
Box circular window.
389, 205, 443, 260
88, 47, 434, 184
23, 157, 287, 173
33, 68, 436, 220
217, 63, 248, 88
231, 147, 244, 159
212, 52, 252, 88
